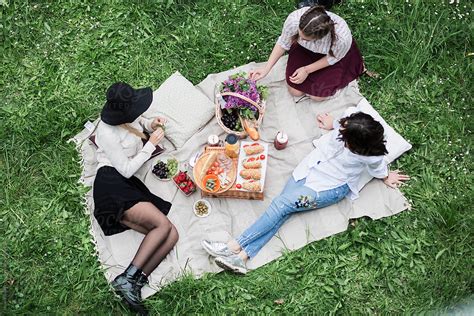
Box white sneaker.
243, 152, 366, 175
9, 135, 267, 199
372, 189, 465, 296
201, 240, 235, 258
215, 255, 248, 275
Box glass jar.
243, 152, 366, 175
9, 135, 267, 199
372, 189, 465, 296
224, 134, 240, 158
274, 131, 288, 150
207, 134, 220, 147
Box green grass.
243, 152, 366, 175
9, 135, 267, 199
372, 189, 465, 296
1, 0, 473, 314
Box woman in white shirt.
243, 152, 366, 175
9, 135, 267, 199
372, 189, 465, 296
201, 111, 409, 274
93, 82, 177, 313
250, 6, 365, 101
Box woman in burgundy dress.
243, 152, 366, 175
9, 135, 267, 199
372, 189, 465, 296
249, 6, 364, 101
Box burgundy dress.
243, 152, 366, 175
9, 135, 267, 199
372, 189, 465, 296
285, 38, 364, 97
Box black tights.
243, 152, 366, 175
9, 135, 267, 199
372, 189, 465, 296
121, 202, 179, 276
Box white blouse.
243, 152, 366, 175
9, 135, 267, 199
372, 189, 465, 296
292, 109, 389, 200
276, 8, 353, 65
95, 117, 156, 178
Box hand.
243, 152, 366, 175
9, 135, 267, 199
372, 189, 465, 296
289, 67, 309, 84
148, 129, 164, 146
383, 170, 410, 188
151, 116, 167, 130
317, 113, 334, 130
248, 67, 269, 81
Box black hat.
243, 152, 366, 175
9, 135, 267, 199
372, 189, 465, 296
101, 82, 153, 125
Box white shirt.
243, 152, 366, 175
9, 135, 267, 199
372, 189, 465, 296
276, 8, 353, 65
95, 117, 156, 178
292, 110, 389, 200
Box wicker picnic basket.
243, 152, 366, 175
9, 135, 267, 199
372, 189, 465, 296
215, 91, 266, 138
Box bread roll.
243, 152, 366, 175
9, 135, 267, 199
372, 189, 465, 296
239, 169, 261, 180
242, 180, 261, 192
242, 159, 261, 169
244, 144, 264, 155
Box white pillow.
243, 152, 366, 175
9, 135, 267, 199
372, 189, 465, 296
313, 98, 412, 190
144, 71, 215, 148
356, 98, 412, 163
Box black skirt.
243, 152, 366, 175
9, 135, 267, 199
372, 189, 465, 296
93, 166, 171, 236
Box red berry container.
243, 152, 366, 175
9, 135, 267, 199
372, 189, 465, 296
173, 171, 197, 196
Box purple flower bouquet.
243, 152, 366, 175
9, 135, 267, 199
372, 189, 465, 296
217, 72, 268, 132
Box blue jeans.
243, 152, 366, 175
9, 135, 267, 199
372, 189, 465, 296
236, 177, 350, 258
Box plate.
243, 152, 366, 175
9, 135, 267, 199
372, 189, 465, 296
235, 141, 269, 192
193, 199, 212, 218
193, 152, 237, 193
152, 155, 179, 181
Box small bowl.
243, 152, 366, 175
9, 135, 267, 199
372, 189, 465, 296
201, 174, 221, 193
152, 155, 179, 181
193, 199, 211, 218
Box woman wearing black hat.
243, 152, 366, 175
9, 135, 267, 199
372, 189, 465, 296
93, 82, 178, 314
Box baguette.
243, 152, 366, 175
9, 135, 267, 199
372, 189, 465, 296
239, 169, 261, 180
244, 144, 264, 155
200, 153, 217, 179
242, 180, 261, 192
242, 159, 261, 169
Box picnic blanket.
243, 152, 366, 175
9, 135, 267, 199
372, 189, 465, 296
72, 57, 410, 299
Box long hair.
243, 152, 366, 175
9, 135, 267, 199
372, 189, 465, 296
338, 112, 388, 156
292, 6, 337, 57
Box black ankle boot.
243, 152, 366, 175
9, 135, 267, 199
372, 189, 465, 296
136, 272, 149, 290
112, 264, 148, 315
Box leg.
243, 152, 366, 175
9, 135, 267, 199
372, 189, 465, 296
237, 180, 350, 259
227, 177, 302, 254
140, 224, 179, 275
227, 176, 301, 253
121, 202, 173, 269
235, 178, 311, 258
112, 201, 172, 314
121, 219, 149, 235
228, 213, 290, 259
287, 85, 305, 97
237, 213, 290, 259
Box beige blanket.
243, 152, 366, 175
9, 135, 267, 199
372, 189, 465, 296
72, 57, 410, 299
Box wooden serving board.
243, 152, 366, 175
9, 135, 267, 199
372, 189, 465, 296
200, 147, 264, 200
193, 151, 236, 194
